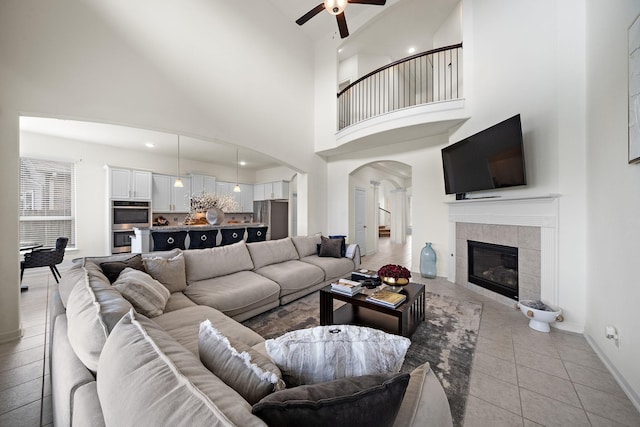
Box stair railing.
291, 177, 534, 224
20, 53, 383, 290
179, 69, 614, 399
337, 43, 463, 130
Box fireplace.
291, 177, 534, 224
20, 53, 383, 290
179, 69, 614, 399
468, 240, 518, 300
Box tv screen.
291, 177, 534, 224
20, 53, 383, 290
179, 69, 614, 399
441, 114, 526, 196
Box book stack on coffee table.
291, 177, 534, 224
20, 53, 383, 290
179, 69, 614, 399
365, 289, 407, 308
330, 279, 362, 296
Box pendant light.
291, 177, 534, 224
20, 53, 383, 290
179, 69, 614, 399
174, 135, 184, 188
233, 148, 241, 192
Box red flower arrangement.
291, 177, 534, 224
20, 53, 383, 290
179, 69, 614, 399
377, 264, 411, 280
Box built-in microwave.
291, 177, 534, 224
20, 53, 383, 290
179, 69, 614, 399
112, 200, 151, 230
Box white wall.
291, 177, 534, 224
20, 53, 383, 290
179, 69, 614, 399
585, 0, 640, 407
328, 135, 449, 275
0, 0, 322, 342
433, 1, 462, 48
255, 166, 297, 184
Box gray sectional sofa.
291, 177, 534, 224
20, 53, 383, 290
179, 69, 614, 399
50, 235, 453, 426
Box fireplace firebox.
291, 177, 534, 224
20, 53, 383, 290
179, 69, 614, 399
468, 240, 518, 300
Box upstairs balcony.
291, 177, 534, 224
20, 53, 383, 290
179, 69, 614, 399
325, 43, 466, 157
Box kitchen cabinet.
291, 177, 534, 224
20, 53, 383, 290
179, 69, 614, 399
191, 174, 216, 195
240, 184, 254, 212
215, 181, 252, 212
253, 181, 289, 201
152, 174, 192, 212
108, 167, 152, 200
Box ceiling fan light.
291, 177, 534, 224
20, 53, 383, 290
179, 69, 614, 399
324, 0, 347, 15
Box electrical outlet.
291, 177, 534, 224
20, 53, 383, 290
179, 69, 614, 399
605, 325, 620, 348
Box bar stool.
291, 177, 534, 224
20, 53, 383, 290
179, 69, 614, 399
220, 227, 245, 246
246, 226, 268, 243
188, 229, 218, 249
151, 231, 187, 251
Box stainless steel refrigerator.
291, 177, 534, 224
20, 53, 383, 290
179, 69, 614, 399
253, 200, 288, 240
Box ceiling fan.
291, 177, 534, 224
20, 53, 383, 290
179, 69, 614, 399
296, 0, 387, 39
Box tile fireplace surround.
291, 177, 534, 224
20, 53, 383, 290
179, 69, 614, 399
448, 194, 559, 311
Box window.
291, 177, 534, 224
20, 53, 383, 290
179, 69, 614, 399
19, 157, 75, 248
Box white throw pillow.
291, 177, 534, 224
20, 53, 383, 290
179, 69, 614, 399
112, 268, 171, 318
199, 320, 285, 405
265, 325, 411, 386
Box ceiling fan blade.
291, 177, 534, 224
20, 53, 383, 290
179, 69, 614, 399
348, 0, 386, 5
296, 3, 326, 26
336, 12, 349, 38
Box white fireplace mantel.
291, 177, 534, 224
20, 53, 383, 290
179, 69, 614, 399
448, 194, 560, 305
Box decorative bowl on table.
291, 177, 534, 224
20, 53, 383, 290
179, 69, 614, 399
377, 264, 411, 292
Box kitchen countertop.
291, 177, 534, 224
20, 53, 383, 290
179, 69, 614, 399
135, 223, 265, 232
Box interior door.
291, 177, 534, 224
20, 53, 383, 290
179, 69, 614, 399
354, 187, 366, 255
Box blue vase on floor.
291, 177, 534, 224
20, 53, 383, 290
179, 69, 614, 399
420, 242, 437, 279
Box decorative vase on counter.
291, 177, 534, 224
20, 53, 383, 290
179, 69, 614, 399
205, 207, 225, 225
420, 242, 437, 279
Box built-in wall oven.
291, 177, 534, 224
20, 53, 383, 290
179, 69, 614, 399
111, 200, 151, 253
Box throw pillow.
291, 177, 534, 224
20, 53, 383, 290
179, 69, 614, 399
265, 325, 411, 386
100, 254, 145, 283
199, 320, 285, 405
252, 373, 410, 427
112, 268, 171, 318
329, 235, 347, 257
142, 252, 187, 293
318, 236, 343, 258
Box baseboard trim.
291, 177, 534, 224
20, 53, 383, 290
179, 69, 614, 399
584, 333, 640, 414
0, 327, 24, 344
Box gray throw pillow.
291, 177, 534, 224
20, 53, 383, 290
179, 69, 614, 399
143, 252, 187, 293
199, 320, 285, 405
252, 373, 410, 427
318, 236, 342, 258
112, 268, 171, 318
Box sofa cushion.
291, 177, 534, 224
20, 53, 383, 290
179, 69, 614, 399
393, 362, 453, 427
318, 236, 343, 258
254, 260, 325, 297
265, 325, 411, 386
65, 265, 132, 372
154, 305, 264, 356
112, 268, 171, 318
252, 373, 410, 427
199, 320, 285, 405
163, 292, 198, 313
98, 253, 145, 283
143, 252, 187, 292
97, 309, 266, 427
299, 255, 355, 281
58, 262, 86, 308
183, 241, 254, 283
183, 271, 281, 319
291, 235, 322, 258
247, 238, 300, 270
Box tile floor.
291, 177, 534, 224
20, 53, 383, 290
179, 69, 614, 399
1, 237, 639, 426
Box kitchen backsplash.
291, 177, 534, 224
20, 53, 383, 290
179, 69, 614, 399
153, 212, 254, 226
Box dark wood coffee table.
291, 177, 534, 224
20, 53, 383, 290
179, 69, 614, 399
319, 282, 425, 337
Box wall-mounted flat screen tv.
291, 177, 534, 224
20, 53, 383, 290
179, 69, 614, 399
441, 114, 526, 197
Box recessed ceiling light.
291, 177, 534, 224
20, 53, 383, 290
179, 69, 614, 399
338, 48, 343, 53
408, 47, 416, 54
239, 161, 247, 166
145, 142, 155, 148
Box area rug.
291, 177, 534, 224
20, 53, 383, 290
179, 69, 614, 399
243, 290, 482, 427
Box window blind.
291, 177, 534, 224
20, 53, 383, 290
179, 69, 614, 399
19, 157, 75, 248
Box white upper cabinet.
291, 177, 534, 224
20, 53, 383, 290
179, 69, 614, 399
253, 181, 289, 201
191, 174, 216, 195
108, 167, 152, 201
240, 184, 254, 212
152, 174, 192, 212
